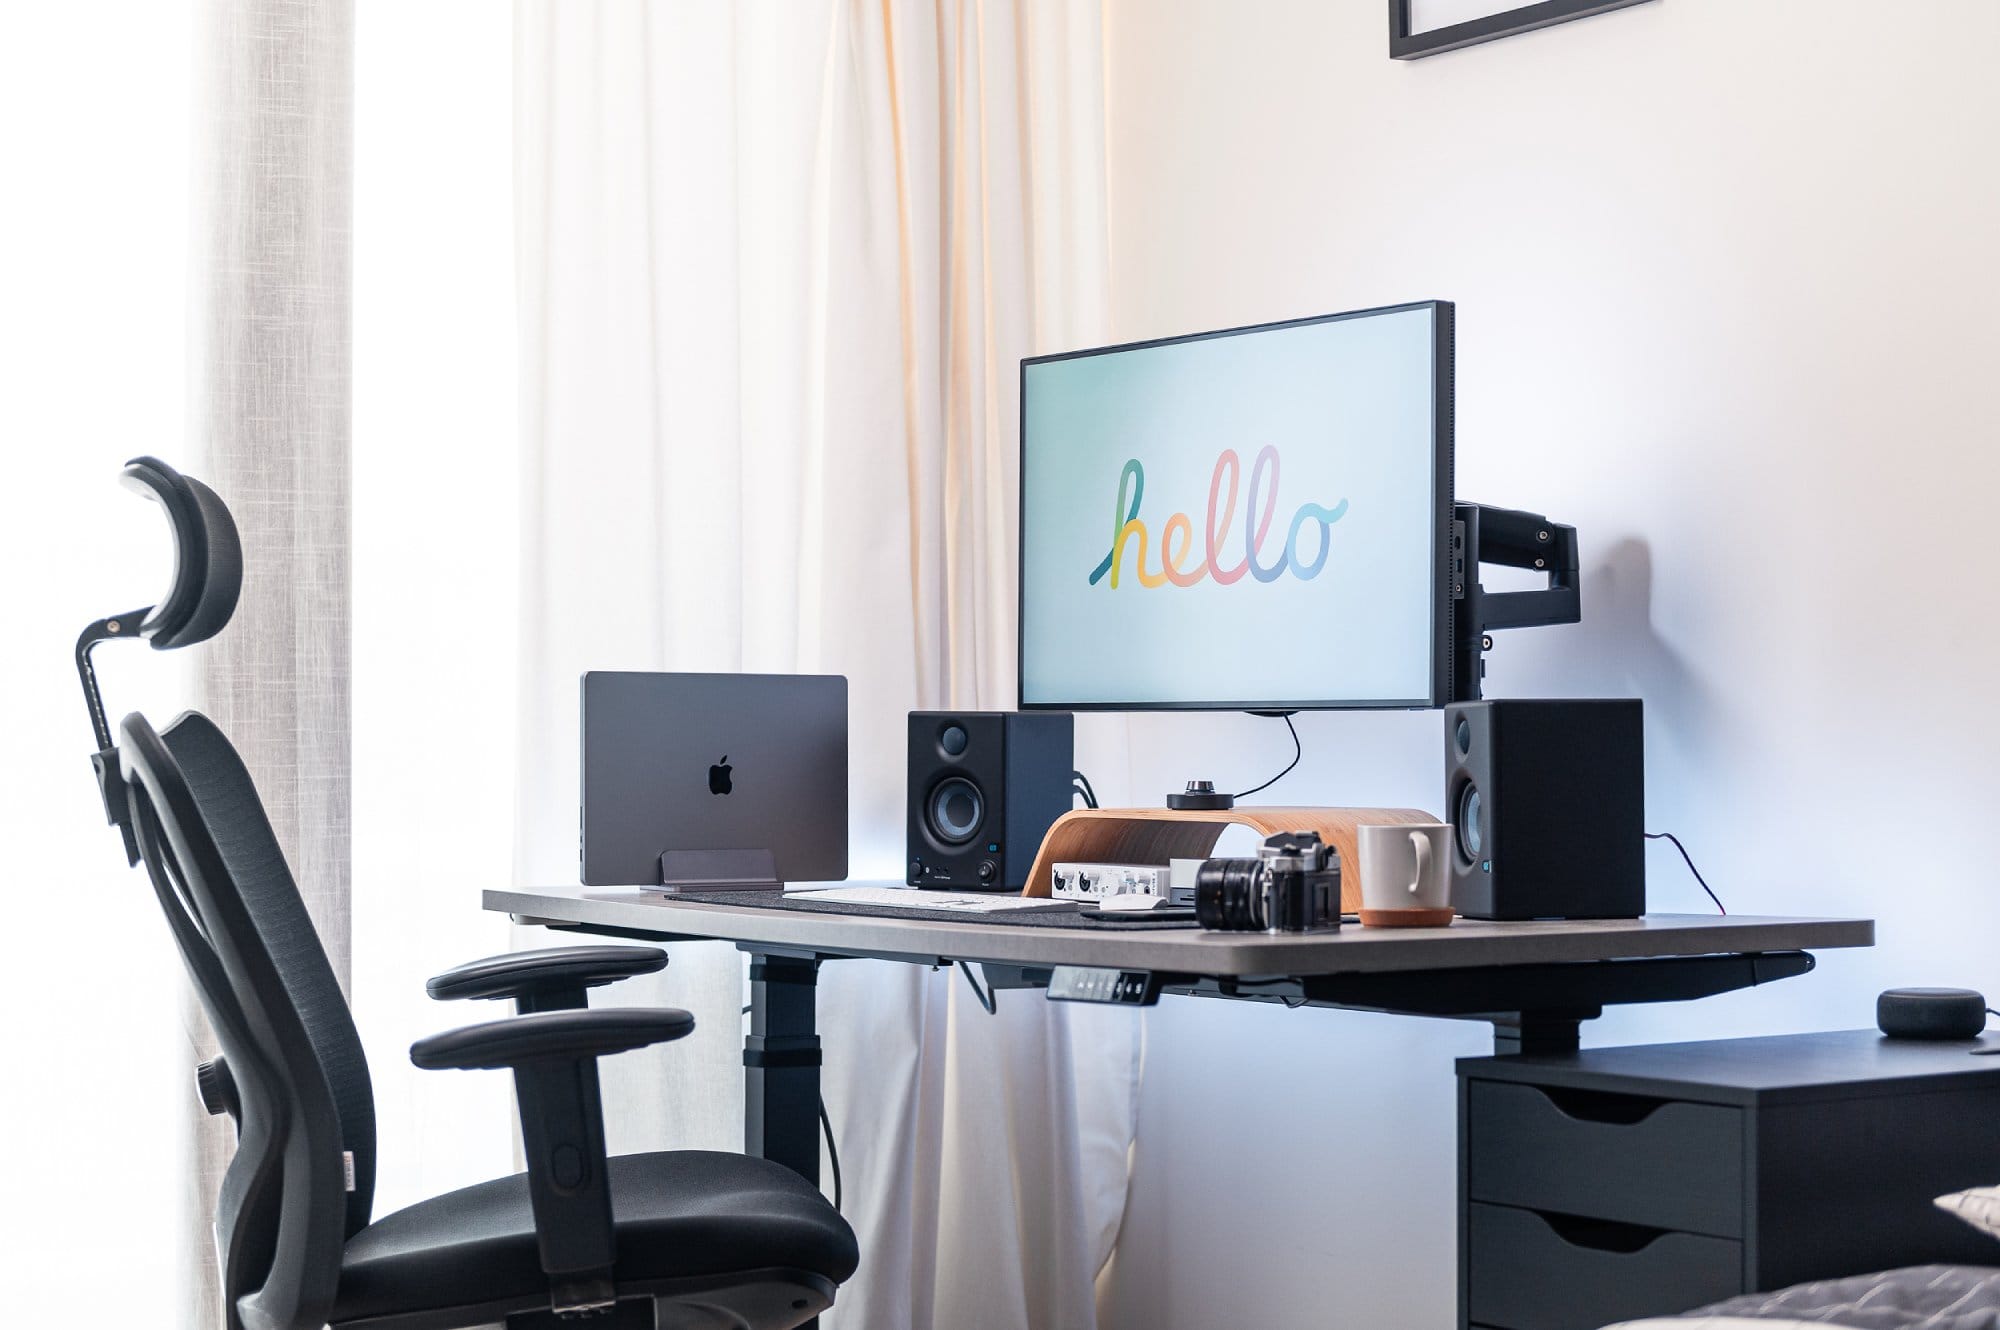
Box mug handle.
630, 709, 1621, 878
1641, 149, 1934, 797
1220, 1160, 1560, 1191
1408, 829, 1430, 895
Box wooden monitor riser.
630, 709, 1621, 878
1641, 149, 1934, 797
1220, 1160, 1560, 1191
1021, 806, 1441, 911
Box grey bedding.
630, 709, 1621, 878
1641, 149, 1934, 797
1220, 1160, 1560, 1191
1664, 1266, 2000, 1328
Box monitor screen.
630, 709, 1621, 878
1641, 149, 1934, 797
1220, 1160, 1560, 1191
1018, 301, 1453, 711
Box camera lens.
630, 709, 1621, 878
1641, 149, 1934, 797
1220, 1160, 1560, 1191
927, 777, 983, 844
1195, 857, 1267, 931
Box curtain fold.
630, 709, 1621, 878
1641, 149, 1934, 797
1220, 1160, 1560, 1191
186, 1, 355, 1325
513, 3, 1132, 1325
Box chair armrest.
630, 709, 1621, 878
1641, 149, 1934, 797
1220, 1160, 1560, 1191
425, 944, 668, 1013
409, 1007, 694, 1310
410, 1007, 694, 1070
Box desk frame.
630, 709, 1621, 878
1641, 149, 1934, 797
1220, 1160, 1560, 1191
492, 889, 1870, 1200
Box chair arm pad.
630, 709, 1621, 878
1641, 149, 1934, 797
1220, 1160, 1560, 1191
412, 1009, 693, 1292
426, 944, 668, 1006
410, 1007, 695, 1071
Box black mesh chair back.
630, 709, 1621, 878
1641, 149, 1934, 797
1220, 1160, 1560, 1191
121, 708, 374, 1330
81, 458, 857, 1330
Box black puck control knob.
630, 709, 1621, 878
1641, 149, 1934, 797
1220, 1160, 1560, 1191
196, 1057, 240, 1120
977, 860, 997, 883
1167, 779, 1235, 811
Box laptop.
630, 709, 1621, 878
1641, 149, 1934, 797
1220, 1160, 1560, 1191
581, 671, 848, 887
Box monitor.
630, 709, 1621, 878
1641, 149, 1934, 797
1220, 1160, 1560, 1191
1018, 300, 1454, 711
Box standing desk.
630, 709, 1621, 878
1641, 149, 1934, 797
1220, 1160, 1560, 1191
486, 887, 1872, 1191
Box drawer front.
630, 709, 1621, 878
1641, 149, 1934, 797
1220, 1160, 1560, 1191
1467, 1080, 1744, 1236
1467, 1203, 1743, 1330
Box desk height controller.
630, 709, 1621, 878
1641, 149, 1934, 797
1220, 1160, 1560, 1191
1047, 966, 1167, 1006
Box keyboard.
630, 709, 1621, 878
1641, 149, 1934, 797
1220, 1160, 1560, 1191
795, 886, 1075, 915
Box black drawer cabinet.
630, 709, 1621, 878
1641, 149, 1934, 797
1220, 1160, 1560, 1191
1467, 1203, 1741, 1330
1458, 1030, 2000, 1330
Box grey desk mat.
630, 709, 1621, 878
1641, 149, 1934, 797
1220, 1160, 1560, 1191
661, 890, 1202, 930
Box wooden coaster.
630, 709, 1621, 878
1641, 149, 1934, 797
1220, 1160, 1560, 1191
1358, 906, 1456, 928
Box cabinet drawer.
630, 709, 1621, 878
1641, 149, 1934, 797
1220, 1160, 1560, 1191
1467, 1080, 1743, 1237
1467, 1203, 1742, 1330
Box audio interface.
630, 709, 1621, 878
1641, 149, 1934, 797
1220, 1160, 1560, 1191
1051, 861, 1173, 901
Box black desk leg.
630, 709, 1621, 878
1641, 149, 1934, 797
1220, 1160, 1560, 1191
1490, 1011, 1588, 1056
744, 952, 822, 1187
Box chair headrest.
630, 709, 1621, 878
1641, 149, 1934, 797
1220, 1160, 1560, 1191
120, 456, 242, 649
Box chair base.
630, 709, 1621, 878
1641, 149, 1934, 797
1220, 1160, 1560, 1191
332, 1268, 837, 1330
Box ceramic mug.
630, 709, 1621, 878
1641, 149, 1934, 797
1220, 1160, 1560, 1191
1357, 822, 1454, 927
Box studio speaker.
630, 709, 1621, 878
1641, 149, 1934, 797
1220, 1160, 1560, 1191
1444, 698, 1645, 920
908, 711, 1074, 891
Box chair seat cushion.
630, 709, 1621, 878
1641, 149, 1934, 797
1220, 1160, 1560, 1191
334, 1150, 858, 1324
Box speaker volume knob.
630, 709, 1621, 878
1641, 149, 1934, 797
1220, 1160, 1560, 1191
978, 860, 996, 882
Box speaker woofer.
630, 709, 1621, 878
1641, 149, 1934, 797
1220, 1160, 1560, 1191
1455, 783, 1482, 862
927, 777, 984, 845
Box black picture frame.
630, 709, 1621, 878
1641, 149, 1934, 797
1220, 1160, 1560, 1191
1389, 0, 1654, 60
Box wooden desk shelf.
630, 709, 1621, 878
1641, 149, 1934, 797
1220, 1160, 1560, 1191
1021, 805, 1439, 909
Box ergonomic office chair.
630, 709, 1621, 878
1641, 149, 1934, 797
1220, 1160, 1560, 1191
75, 458, 858, 1330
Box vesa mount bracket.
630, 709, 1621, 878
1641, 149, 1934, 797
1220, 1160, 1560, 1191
1451, 502, 1579, 703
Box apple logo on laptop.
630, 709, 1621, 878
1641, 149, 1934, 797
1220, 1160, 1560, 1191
708, 756, 733, 795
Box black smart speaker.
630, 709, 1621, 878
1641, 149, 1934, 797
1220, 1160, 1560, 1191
908, 711, 1074, 891
1877, 988, 1989, 1040
1444, 698, 1645, 920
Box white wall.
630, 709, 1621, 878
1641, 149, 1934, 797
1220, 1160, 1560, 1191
1095, 1, 2000, 1325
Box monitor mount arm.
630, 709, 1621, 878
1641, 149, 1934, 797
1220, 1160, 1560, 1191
1451, 502, 1579, 703
76, 608, 153, 866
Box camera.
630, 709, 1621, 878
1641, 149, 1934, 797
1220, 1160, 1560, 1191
1194, 831, 1342, 933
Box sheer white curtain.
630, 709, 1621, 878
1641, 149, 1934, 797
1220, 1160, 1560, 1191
512, 3, 1136, 1325
187, 1, 354, 1326
1, 5, 195, 1321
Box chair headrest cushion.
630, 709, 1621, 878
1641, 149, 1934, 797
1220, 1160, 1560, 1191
121, 456, 242, 649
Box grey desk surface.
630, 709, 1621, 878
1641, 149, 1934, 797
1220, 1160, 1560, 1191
489, 885, 1874, 978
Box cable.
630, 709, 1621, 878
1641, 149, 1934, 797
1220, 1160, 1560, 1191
817, 1093, 843, 1213
1071, 769, 1100, 809
1645, 831, 1726, 915
1233, 713, 1302, 801
957, 960, 997, 1014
